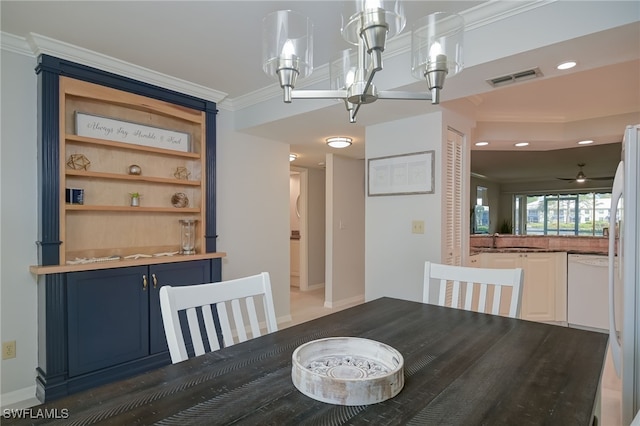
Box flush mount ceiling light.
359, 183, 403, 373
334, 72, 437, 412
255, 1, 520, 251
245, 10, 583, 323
326, 137, 353, 148
557, 61, 577, 70
289, 153, 298, 162
475, 141, 489, 146
578, 139, 594, 145
514, 142, 529, 147
262, 2, 464, 123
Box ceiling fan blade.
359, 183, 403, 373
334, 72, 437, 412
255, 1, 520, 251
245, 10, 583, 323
556, 176, 615, 181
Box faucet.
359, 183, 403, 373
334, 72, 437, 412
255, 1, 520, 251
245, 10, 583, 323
492, 233, 500, 249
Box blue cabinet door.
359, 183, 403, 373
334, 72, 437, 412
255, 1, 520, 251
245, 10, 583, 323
148, 260, 212, 354
67, 266, 148, 377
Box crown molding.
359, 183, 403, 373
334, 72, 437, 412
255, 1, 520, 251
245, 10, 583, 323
2, 32, 228, 103
0, 31, 33, 56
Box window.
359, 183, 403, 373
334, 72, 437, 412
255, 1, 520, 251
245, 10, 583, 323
515, 193, 611, 236
473, 186, 489, 234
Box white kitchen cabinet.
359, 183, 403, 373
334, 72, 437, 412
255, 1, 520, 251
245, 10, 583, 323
475, 252, 567, 323
467, 254, 481, 267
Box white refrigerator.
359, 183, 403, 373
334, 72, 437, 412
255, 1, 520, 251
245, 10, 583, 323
608, 124, 640, 425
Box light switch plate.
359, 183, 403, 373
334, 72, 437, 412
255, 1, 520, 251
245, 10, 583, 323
412, 220, 425, 234
2, 340, 16, 360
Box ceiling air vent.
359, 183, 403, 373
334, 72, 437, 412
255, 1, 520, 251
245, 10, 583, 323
487, 67, 543, 87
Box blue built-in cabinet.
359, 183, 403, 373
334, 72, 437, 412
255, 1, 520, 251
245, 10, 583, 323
67, 260, 212, 378
33, 55, 223, 402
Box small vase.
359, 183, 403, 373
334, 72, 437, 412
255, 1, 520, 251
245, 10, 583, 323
130, 197, 140, 207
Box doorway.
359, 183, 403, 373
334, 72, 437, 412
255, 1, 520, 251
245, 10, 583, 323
289, 168, 308, 291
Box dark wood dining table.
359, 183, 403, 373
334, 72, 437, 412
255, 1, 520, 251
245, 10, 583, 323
6, 297, 608, 425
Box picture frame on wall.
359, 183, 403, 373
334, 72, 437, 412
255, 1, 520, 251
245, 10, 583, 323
368, 151, 435, 196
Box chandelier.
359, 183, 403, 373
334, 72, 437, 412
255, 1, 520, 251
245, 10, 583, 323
262, 1, 464, 123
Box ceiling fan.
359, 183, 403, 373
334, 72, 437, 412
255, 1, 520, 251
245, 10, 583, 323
556, 163, 615, 183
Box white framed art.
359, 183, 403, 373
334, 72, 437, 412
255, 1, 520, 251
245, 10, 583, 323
368, 151, 435, 196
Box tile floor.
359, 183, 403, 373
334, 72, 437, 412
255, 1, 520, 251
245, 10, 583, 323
283, 285, 360, 328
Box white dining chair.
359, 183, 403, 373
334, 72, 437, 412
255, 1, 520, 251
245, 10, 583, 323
423, 261, 524, 318
159, 272, 278, 364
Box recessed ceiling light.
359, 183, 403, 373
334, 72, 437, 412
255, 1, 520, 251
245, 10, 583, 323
514, 142, 529, 147
557, 61, 577, 70
475, 141, 489, 146
578, 139, 594, 145
289, 153, 297, 162
326, 137, 352, 148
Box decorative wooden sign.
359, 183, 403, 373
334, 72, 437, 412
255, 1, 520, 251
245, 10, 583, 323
75, 112, 190, 152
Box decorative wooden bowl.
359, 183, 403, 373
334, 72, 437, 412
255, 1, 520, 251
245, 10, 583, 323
291, 337, 404, 405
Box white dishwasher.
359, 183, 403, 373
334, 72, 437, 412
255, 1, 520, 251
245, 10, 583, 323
567, 254, 619, 332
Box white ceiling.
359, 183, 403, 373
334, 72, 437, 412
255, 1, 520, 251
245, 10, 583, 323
2, 1, 639, 181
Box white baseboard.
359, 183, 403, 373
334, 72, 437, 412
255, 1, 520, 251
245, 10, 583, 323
0, 385, 38, 409
306, 283, 324, 291
324, 294, 364, 309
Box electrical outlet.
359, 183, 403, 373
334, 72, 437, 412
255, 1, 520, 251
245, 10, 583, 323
2, 340, 16, 360
412, 220, 425, 234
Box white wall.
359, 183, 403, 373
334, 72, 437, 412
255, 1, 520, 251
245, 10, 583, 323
365, 113, 445, 303
0, 50, 39, 403
325, 154, 365, 308
215, 110, 291, 322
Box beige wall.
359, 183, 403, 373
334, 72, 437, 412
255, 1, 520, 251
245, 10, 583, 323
325, 154, 365, 308
365, 113, 445, 303
216, 111, 291, 323
307, 167, 326, 288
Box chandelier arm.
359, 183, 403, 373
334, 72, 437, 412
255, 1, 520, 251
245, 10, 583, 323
290, 90, 348, 99
361, 67, 378, 104
351, 102, 363, 123
377, 91, 433, 100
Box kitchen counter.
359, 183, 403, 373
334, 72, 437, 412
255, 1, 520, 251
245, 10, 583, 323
470, 234, 611, 256
470, 247, 609, 255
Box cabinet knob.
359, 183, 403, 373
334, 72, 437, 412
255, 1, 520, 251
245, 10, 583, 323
152, 273, 158, 288
142, 274, 148, 290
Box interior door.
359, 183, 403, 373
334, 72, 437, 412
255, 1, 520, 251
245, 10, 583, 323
444, 128, 466, 265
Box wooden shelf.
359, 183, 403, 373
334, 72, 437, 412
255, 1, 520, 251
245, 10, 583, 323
65, 205, 200, 213
66, 169, 200, 186
58, 76, 208, 265
66, 134, 200, 159
30, 252, 227, 275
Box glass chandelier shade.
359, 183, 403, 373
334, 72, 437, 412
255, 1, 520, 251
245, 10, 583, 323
262, 10, 313, 102
411, 12, 464, 103
341, 0, 406, 47
330, 49, 358, 91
